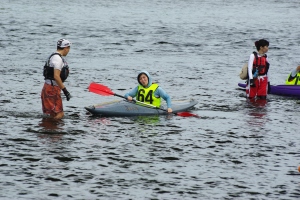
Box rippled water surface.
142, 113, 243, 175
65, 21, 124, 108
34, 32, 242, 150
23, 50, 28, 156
1, 0, 300, 199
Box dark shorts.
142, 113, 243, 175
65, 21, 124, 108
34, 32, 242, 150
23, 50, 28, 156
41, 83, 63, 115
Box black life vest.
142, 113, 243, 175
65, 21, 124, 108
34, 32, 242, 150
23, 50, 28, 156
252, 52, 269, 76
43, 53, 69, 82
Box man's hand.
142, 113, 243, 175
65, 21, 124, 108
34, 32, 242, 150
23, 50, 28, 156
62, 88, 72, 101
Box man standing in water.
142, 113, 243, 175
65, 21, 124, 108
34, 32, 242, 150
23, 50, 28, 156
41, 39, 72, 119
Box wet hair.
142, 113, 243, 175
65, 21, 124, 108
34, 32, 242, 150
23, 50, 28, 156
255, 39, 269, 51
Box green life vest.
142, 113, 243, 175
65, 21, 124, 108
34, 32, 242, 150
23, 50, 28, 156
137, 83, 161, 107
286, 72, 300, 85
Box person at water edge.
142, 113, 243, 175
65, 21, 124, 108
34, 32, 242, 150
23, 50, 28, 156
246, 39, 271, 99
285, 65, 300, 85
124, 70, 173, 113
41, 39, 72, 119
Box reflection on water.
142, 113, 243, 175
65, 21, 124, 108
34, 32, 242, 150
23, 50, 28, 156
245, 99, 268, 127
39, 117, 63, 130
37, 118, 65, 142
131, 115, 161, 125
87, 116, 111, 125
247, 98, 268, 108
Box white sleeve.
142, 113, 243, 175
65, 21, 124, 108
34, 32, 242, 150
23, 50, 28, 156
50, 55, 63, 71
247, 54, 255, 79
291, 68, 298, 77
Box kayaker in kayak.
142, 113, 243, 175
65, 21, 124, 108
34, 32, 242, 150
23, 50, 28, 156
41, 39, 72, 120
285, 65, 300, 85
124, 70, 173, 113
246, 39, 271, 99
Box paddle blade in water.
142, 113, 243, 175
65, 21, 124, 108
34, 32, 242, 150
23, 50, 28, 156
88, 82, 114, 96
176, 112, 200, 118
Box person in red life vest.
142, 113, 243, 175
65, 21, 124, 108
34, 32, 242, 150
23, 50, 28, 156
41, 39, 72, 119
246, 39, 271, 99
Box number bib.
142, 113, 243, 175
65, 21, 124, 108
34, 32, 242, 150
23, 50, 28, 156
137, 83, 161, 107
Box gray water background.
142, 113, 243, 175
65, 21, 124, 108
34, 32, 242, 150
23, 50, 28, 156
1, 0, 300, 199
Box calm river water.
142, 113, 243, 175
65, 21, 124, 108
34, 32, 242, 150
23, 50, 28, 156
1, 0, 300, 199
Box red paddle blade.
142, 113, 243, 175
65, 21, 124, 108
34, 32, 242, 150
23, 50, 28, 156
176, 112, 200, 118
88, 82, 114, 96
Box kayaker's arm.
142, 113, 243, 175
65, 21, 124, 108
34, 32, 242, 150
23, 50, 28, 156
124, 86, 138, 101
155, 87, 172, 112
290, 65, 300, 77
